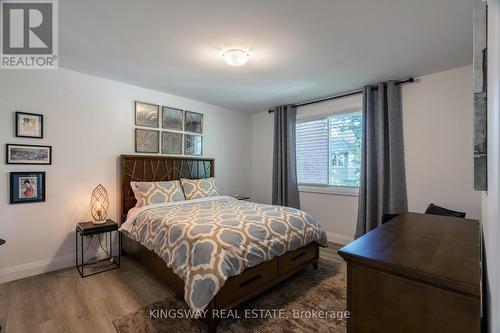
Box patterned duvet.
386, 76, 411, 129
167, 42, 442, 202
120, 196, 328, 312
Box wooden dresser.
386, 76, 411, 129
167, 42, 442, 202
338, 212, 480, 333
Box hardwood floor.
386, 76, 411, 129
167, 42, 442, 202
0, 242, 342, 333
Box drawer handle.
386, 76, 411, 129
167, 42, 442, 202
239, 274, 262, 288
291, 252, 307, 261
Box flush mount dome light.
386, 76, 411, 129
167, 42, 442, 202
222, 49, 251, 66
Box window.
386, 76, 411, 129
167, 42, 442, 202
296, 110, 362, 188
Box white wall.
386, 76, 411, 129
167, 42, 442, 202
0, 69, 252, 283
251, 65, 481, 244
403, 66, 480, 217
482, 1, 500, 332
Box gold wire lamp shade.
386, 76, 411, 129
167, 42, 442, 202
90, 184, 109, 224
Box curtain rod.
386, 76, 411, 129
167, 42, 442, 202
268, 78, 415, 113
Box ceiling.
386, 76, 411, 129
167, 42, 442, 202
60, 0, 474, 113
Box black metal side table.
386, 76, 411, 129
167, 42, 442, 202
75, 219, 121, 278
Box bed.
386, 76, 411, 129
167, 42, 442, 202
119, 155, 327, 332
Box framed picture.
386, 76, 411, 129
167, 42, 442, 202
135, 129, 159, 153
10, 172, 46, 204
6, 144, 52, 165
16, 112, 43, 138
162, 107, 183, 131
162, 131, 183, 155
473, 2, 487, 191
135, 101, 159, 128
184, 111, 203, 134
184, 134, 203, 156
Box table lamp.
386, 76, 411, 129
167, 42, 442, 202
90, 184, 109, 224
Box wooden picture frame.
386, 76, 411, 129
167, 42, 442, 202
15, 112, 43, 138
6, 144, 52, 165
135, 101, 159, 128
135, 129, 160, 153
10, 171, 46, 204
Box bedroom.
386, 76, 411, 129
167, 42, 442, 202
0, 0, 499, 332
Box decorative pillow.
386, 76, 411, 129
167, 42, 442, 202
131, 181, 185, 207
180, 177, 219, 200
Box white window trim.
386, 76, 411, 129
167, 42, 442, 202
296, 107, 362, 124
296, 94, 363, 194
296, 92, 363, 120
299, 184, 359, 197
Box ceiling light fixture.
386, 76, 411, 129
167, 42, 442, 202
221, 49, 251, 66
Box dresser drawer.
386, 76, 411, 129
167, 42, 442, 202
215, 259, 277, 308
279, 242, 318, 275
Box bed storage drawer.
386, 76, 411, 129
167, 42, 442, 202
278, 242, 318, 275
215, 259, 277, 308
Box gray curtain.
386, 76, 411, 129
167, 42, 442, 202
272, 105, 300, 209
355, 82, 408, 237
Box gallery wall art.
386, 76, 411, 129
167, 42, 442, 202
162, 131, 183, 154
185, 111, 203, 134
162, 107, 183, 131
8, 111, 51, 204
135, 129, 160, 153
184, 134, 203, 156
16, 112, 43, 138
135, 101, 160, 128
473, 2, 487, 191
134, 101, 203, 156
10, 171, 46, 204
6, 144, 52, 165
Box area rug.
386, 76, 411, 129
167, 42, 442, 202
113, 257, 347, 333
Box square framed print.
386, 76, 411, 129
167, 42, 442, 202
135, 129, 160, 153
135, 101, 159, 128
162, 107, 183, 131
162, 131, 183, 155
6, 144, 52, 165
16, 112, 43, 138
10, 172, 46, 204
184, 111, 203, 134
184, 134, 203, 156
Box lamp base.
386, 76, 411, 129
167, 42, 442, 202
92, 219, 107, 225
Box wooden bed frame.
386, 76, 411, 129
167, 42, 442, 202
120, 155, 319, 332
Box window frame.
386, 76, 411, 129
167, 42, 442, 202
296, 107, 362, 197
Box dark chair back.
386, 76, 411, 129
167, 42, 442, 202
425, 203, 466, 218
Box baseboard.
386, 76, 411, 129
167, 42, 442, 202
326, 231, 354, 245
0, 247, 119, 284
0, 253, 75, 284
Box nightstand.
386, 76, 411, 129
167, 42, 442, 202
75, 219, 121, 277
233, 194, 250, 200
